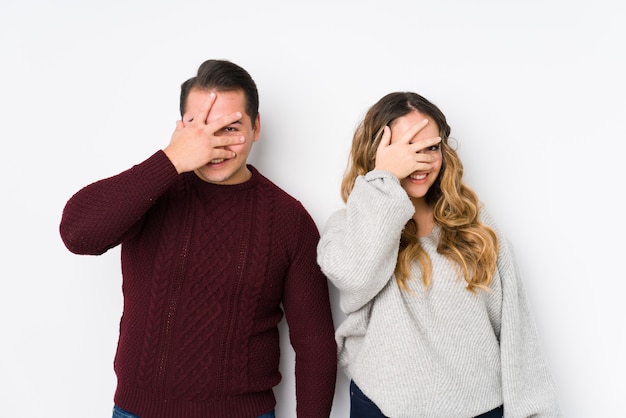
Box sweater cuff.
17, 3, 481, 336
137, 150, 179, 181
364, 169, 401, 184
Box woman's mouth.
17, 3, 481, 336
409, 173, 427, 180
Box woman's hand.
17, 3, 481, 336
374, 119, 441, 179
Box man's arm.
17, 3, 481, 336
283, 207, 337, 417
60, 93, 246, 255
59, 151, 179, 255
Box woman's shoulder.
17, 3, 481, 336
478, 205, 507, 241
478, 205, 498, 228
478, 205, 517, 271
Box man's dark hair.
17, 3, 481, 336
179, 59, 259, 127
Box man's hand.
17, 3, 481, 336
374, 119, 441, 179
163, 92, 245, 174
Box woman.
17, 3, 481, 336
317, 92, 561, 417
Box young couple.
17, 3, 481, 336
60, 59, 561, 417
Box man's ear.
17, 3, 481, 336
253, 113, 261, 142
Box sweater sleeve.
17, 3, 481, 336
282, 205, 337, 418
317, 170, 414, 313
59, 151, 180, 255
497, 237, 563, 417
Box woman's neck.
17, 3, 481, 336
411, 198, 435, 237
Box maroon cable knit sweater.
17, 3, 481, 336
60, 151, 337, 418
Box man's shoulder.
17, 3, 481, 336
251, 168, 320, 234
252, 167, 305, 208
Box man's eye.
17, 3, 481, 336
223, 127, 237, 133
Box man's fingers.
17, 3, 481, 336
193, 92, 217, 125
215, 135, 246, 148
209, 111, 242, 132
212, 147, 238, 160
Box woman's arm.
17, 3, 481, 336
317, 170, 414, 313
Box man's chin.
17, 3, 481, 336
194, 168, 230, 184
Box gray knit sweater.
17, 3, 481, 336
317, 170, 561, 418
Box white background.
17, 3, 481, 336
1, 0, 624, 417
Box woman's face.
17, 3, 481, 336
388, 111, 443, 201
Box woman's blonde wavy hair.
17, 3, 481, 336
341, 92, 498, 292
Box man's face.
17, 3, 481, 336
184, 88, 260, 185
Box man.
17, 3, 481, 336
60, 59, 337, 418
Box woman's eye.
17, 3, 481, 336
427, 144, 440, 151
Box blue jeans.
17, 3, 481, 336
112, 407, 137, 418
349, 380, 503, 418
475, 405, 504, 418
113, 405, 276, 418
350, 380, 387, 418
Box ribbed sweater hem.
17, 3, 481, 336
114, 383, 276, 418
